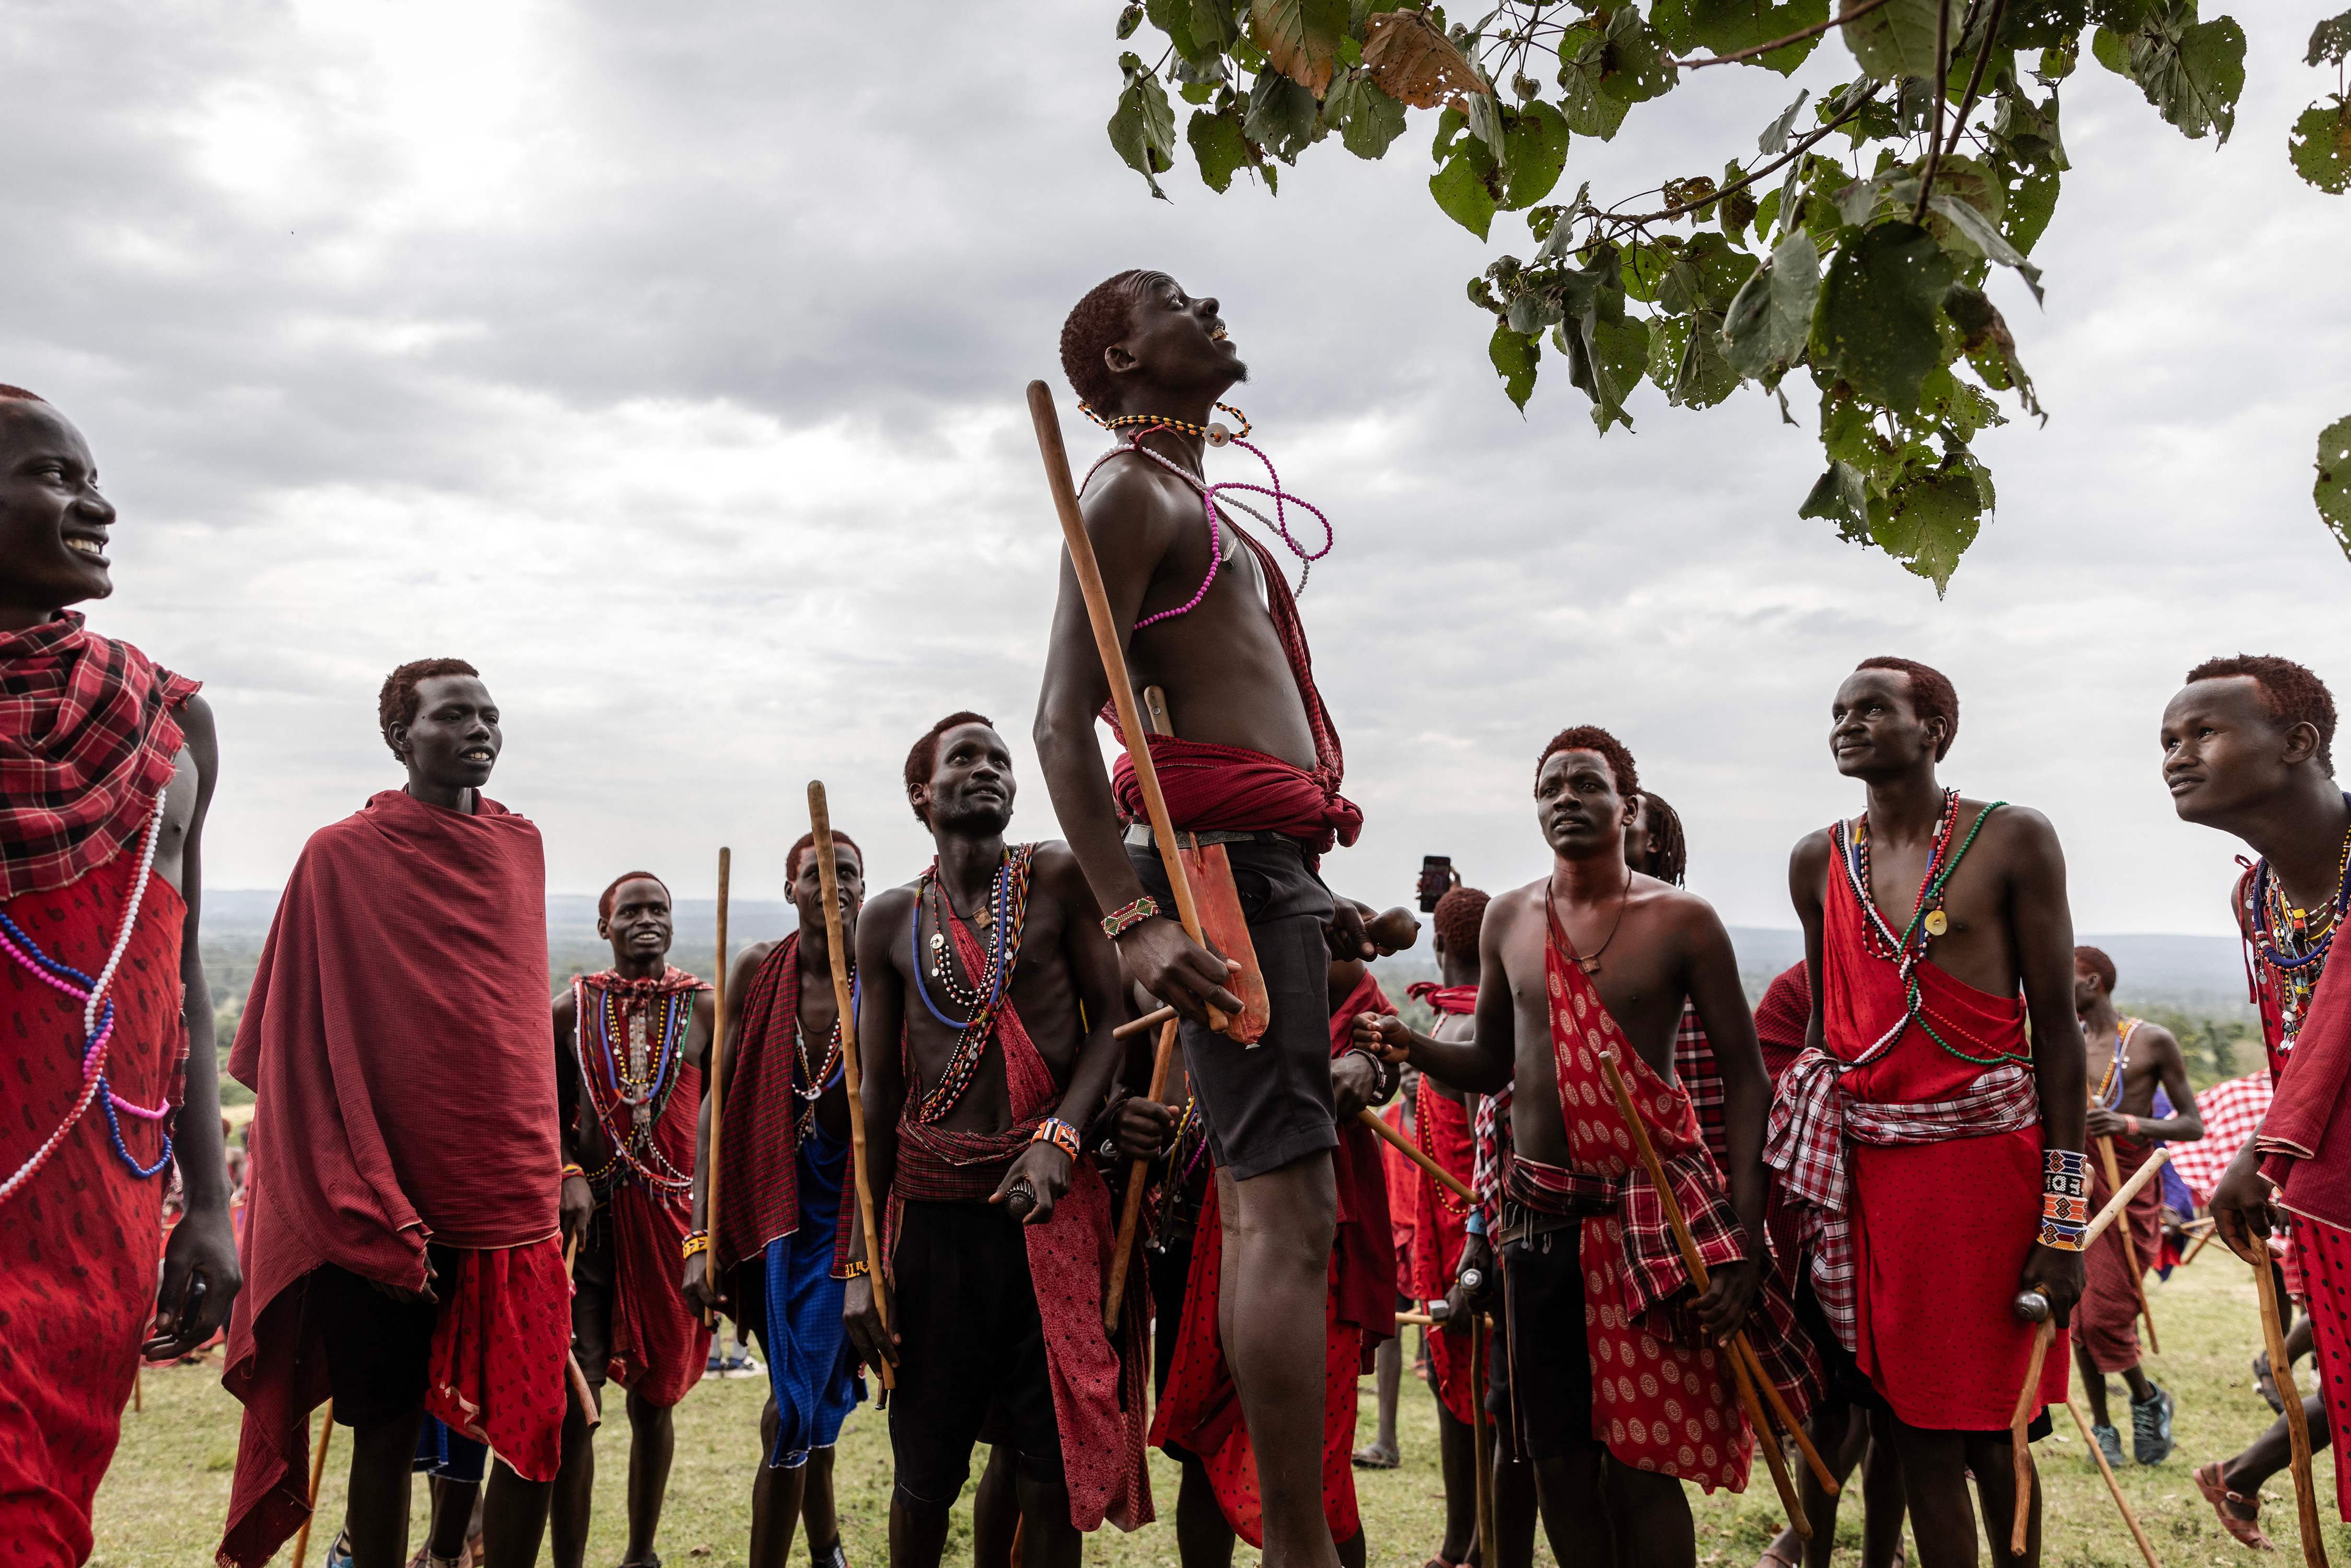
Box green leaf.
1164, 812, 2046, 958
1927, 191, 2046, 302
1500, 101, 1573, 207
1188, 106, 1254, 191
1760, 90, 1812, 154
2289, 97, 2351, 194
1815, 222, 1957, 412
2318, 415, 2351, 559
1120, 5, 1147, 39
1249, 0, 1348, 95
1489, 323, 1540, 409
1652, 0, 1829, 72
1999, 163, 2061, 254
1108, 62, 1179, 198
1326, 71, 1411, 157
2090, 23, 2131, 73
1799, 460, 1873, 542
1845, 0, 1962, 80
1869, 462, 1987, 594
1244, 68, 1322, 160
1944, 283, 2044, 420
2110, 0, 2245, 143
2309, 7, 2351, 66
1151, 0, 1241, 62
1671, 309, 1741, 406
1598, 6, 1679, 104
1555, 24, 1634, 138
1430, 148, 1498, 237
2000, 0, 2087, 49
1721, 228, 1821, 378
1659, 231, 1756, 314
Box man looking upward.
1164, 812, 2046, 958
1775, 657, 2086, 1568
1035, 271, 1370, 1568
0, 385, 240, 1563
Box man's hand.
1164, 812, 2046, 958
144, 1200, 241, 1360
1444, 1233, 1495, 1332
682, 1251, 726, 1318
2019, 1242, 2087, 1326
1332, 1051, 1379, 1120
371, 1251, 441, 1307
1116, 920, 1242, 1025
1353, 1012, 1412, 1065
843, 1271, 898, 1371
560, 1172, 593, 1249
2085, 1106, 2126, 1139
993, 1143, 1075, 1225
1113, 1097, 1176, 1162
1364, 906, 1422, 956
1693, 1257, 1761, 1344
2212, 1143, 2279, 1264
1325, 901, 1376, 962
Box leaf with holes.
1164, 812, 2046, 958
2290, 97, 2351, 194
1815, 223, 1956, 412
1869, 460, 1988, 594
1722, 228, 1821, 379
1844, 0, 1961, 82
2309, 6, 2351, 65
1556, 22, 1634, 138
1189, 106, 1256, 190
2319, 415, 2351, 559
1799, 460, 1873, 543
1491, 323, 1540, 408
1249, 0, 1348, 95
1598, 6, 1679, 104
2114, 0, 2245, 142
1326, 70, 1411, 157
1244, 68, 1322, 160
1500, 101, 1573, 207
1431, 146, 1499, 237
1361, 9, 1487, 106
1652, 0, 1830, 73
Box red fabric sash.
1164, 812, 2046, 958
424, 1238, 574, 1474
2254, 904, 2351, 1232
1407, 1073, 1482, 1425
576, 969, 714, 1406
219, 790, 564, 1566
1407, 980, 1479, 1016
716, 934, 814, 1274
0, 614, 199, 901
1752, 962, 1811, 1086
1329, 971, 1401, 1342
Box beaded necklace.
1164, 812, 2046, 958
1084, 400, 1252, 444
573, 972, 694, 1195
907, 844, 1037, 1125
0, 805, 172, 1204
2249, 804, 2351, 1051
2091, 1016, 2141, 1110
793, 968, 853, 1140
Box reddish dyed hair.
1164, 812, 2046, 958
785, 830, 864, 885
1534, 724, 1640, 800
1060, 270, 1150, 414
598, 870, 669, 923
904, 710, 996, 823
2185, 654, 2337, 775
1854, 656, 1959, 760
2074, 945, 2117, 995
0, 385, 44, 403
1636, 790, 1688, 887
377, 657, 480, 757
1432, 885, 1490, 959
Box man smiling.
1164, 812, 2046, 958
220, 660, 574, 1568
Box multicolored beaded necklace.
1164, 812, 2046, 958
2091, 1016, 2141, 1110
0, 804, 173, 1204
573, 972, 694, 1195
2249, 807, 2351, 1051
794, 970, 853, 1141
907, 844, 1037, 1125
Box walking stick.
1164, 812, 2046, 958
2065, 1397, 2163, 1568
1593, 1048, 1821, 1538
809, 782, 893, 1392
1356, 1102, 1476, 1205
564, 1233, 602, 1430
700, 846, 732, 1330
2253, 1242, 2329, 1568
1472, 1311, 1496, 1566
132, 1362, 141, 1413
2096, 1133, 2160, 1353
289, 1399, 334, 1568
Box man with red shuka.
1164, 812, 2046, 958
683, 829, 869, 1568
1359, 726, 1812, 1568
220, 660, 574, 1568
0, 385, 240, 1563
2068, 944, 2199, 1471
1630, 793, 1731, 1168
2163, 656, 2351, 1548
845, 713, 1148, 1566
1035, 271, 1379, 1568
1773, 656, 2087, 1568
546, 871, 718, 1567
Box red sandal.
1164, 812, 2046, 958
2196, 1461, 2277, 1552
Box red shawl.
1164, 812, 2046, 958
714, 933, 813, 1274
1753, 962, 1811, 1086
0, 613, 198, 900
1329, 972, 1402, 1345
1407, 1073, 1481, 1425
219, 790, 569, 1567
575, 968, 714, 1406
2247, 868, 2351, 1232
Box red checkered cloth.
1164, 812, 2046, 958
1471, 1086, 1509, 1234
2171, 1072, 2272, 1207
1673, 1003, 1728, 1165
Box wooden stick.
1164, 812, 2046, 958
810, 782, 894, 1392
1112, 1004, 1177, 1040
700, 846, 732, 1330
1355, 1104, 1475, 1205
1472, 1311, 1496, 1566
290, 1399, 334, 1568
2064, 1396, 2163, 1568
1026, 379, 1229, 1034
1395, 1309, 1437, 1327
563, 1234, 602, 1428
2009, 1317, 2054, 1555
1733, 1334, 1838, 1495
2255, 1246, 2329, 1568
132, 1362, 142, 1413
2096, 1135, 2160, 1353
1594, 1048, 1810, 1540
2180, 1227, 2218, 1267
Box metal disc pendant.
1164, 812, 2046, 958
929, 931, 945, 951
1924, 909, 1949, 937
1205, 422, 1231, 446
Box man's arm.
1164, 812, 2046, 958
1681, 902, 1767, 1340
1358, 898, 1520, 1091
148, 698, 241, 1358
552, 993, 591, 1249
1031, 466, 1240, 1024
683, 943, 764, 1316
2112, 1025, 2203, 1143
2007, 808, 2088, 1321
1788, 830, 1831, 1057
844, 892, 913, 1368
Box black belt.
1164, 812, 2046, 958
1124, 823, 1294, 850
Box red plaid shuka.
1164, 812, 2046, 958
1673, 1003, 1728, 1165
715, 935, 816, 1275
1523, 901, 1817, 1490
0, 613, 199, 901
2169, 1072, 2272, 1207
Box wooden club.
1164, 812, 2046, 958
2254, 1241, 2329, 1568
700, 845, 732, 1330
289, 1399, 334, 1568
2065, 1396, 2164, 1568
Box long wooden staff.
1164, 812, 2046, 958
2254, 1244, 2328, 1568
700, 846, 732, 1329
1472, 1311, 1497, 1566
1595, 1048, 1820, 1539
809, 782, 893, 1392
2096, 1132, 2160, 1352
1357, 1101, 1476, 1205
564, 1234, 602, 1430
289, 1399, 335, 1568
2065, 1397, 2163, 1568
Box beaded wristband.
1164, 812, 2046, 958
2123, 1113, 2141, 1138
561, 1162, 586, 1180
2038, 1219, 2088, 1251
2040, 1148, 2090, 1249
1033, 1117, 1083, 1161
681, 1230, 709, 1261
1102, 895, 1159, 939
1463, 1211, 1488, 1238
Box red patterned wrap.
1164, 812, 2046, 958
1405, 979, 1484, 1425
2076, 1133, 2162, 1373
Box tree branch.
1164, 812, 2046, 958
1677, 0, 1896, 69
1937, 0, 2011, 169
1912, 0, 1957, 220
1602, 80, 1884, 228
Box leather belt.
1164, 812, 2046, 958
1124, 823, 1292, 850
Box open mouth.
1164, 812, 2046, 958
1209, 325, 1229, 342
63, 535, 108, 561
459, 747, 495, 764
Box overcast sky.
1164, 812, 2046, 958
6, 0, 2347, 942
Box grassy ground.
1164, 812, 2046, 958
96, 1256, 2351, 1566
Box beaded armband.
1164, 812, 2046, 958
1102, 895, 1159, 939
2038, 1148, 2090, 1250
1033, 1116, 1083, 1162
561, 1162, 586, 1181
681, 1229, 709, 1261
1463, 1211, 1488, 1238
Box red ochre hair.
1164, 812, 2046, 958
376, 657, 481, 757
785, 830, 864, 885
2186, 654, 2337, 775
1432, 885, 1490, 958
904, 710, 997, 823
1534, 725, 1640, 799
1855, 656, 1960, 760
2075, 945, 2117, 995
0, 385, 44, 402
598, 870, 669, 923
1060, 270, 1151, 414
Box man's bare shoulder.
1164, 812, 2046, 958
1790, 823, 1835, 871
1079, 451, 1195, 534
1028, 839, 1088, 901
552, 989, 577, 1026
1965, 799, 2063, 867
2133, 1018, 2184, 1057
1642, 877, 1729, 939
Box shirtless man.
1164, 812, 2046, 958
1775, 657, 2086, 1568
1357, 727, 1806, 1568
2069, 945, 2199, 1469
0, 386, 239, 1564
846, 713, 1148, 1566
1035, 271, 1372, 1568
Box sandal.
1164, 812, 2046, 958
2254, 1351, 2285, 1415
2196, 1461, 2277, 1551
1351, 1440, 1400, 1470
811, 1543, 847, 1568
1754, 1536, 1803, 1568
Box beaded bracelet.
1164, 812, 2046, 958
681, 1230, 710, 1261
2123, 1113, 2141, 1138
2039, 1148, 2089, 1250
1463, 1211, 1488, 1238
561, 1162, 586, 1181
1033, 1117, 1083, 1162
1102, 895, 1159, 939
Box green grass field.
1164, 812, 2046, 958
95, 1257, 2351, 1566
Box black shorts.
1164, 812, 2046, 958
1147, 1223, 1198, 1399
571, 1204, 617, 1388
887, 1201, 1062, 1505
309, 1242, 463, 1428
1126, 836, 1337, 1181
1497, 1233, 1599, 1462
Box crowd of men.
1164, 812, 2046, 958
2, 265, 2349, 1568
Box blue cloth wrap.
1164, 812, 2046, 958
763, 1117, 864, 1467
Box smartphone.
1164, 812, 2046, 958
1417, 855, 1453, 912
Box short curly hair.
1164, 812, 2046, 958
598, 870, 669, 923
1534, 725, 1639, 800
785, 830, 864, 885
1854, 656, 1959, 760
2075, 945, 2117, 995
904, 711, 997, 823
1432, 886, 1490, 960
1060, 270, 1151, 414
1634, 790, 1687, 887
2185, 654, 2337, 775
377, 658, 481, 758
0, 385, 44, 403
